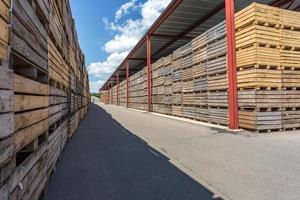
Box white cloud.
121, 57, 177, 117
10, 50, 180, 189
88, 0, 172, 90
90, 80, 105, 93
115, 0, 137, 22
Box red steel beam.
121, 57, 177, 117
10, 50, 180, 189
225, 0, 238, 130
152, 1, 225, 58
146, 35, 152, 112
126, 60, 129, 108
116, 70, 119, 106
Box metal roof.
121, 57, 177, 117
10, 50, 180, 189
100, 0, 300, 91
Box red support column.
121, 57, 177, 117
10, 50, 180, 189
146, 35, 152, 112
116, 71, 119, 106
126, 60, 129, 108
225, 0, 238, 129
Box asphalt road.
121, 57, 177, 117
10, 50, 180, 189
44, 103, 221, 200
45, 103, 300, 200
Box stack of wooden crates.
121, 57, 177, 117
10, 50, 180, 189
104, 3, 300, 133
237, 3, 300, 132
0, 0, 90, 199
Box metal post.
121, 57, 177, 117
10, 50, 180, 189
126, 60, 129, 108
225, 0, 238, 129
116, 71, 119, 106
146, 35, 152, 112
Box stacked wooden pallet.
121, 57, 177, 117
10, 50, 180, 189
128, 67, 147, 110
119, 80, 127, 107
280, 8, 300, 130
103, 3, 300, 133
236, 3, 282, 132
164, 55, 173, 115
0, 1, 90, 199
171, 48, 182, 116
152, 57, 164, 113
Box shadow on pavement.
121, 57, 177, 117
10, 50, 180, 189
44, 103, 223, 200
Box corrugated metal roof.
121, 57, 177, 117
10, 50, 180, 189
100, 0, 299, 91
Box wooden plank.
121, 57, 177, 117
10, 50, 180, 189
0, 67, 13, 90
14, 95, 49, 112
0, 90, 13, 113
0, 113, 14, 138
15, 108, 48, 131
13, 118, 48, 152
0, 136, 13, 166
11, 32, 48, 72
14, 74, 49, 95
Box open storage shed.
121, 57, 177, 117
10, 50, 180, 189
99, 0, 300, 132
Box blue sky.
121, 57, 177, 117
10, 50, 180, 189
70, 0, 171, 92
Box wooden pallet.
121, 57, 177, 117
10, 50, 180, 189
206, 56, 227, 76
48, 38, 69, 90
172, 82, 182, 93
239, 110, 282, 132
208, 107, 228, 126
193, 76, 207, 92
172, 105, 182, 117
182, 80, 193, 93
237, 67, 282, 90
282, 108, 300, 130
235, 3, 281, 30
11, 0, 48, 74
0, 0, 10, 65
182, 106, 208, 122
282, 68, 300, 89
237, 46, 281, 68
280, 9, 300, 30
208, 91, 228, 107
207, 73, 228, 91
281, 48, 300, 69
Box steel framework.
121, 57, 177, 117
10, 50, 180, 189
104, 0, 298, 130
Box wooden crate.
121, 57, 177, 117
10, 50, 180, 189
282, 108, 300, 130
11, 0, 49, 74
49, 86, 67, 128
207, 73, 228, 91
172, 82, 182, 93
47, 119, 68, 176
208, 107, 228, 126
0, 0, 10, 64
206, 56, 227, 76
237, 46, 281, 68
0, 67, 14, 140
238, 90, 282, 109
208, 91, 228, 107
13, 74, 49, 152
282, 68, 300, 89
236, 25, 281, 49
172, 105, 182, 117
182, 106, 208, 122
237, 67, 282, 90
281, 48, 300, 70
182, 80, 193, 93
235, 3, 281, 30
172, 93, 181, 105
193, 76, 207, 92
49, 0, 63, 51
182, 92, 195, 106
239, 110, 282, 132
280, 8, 300, 30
